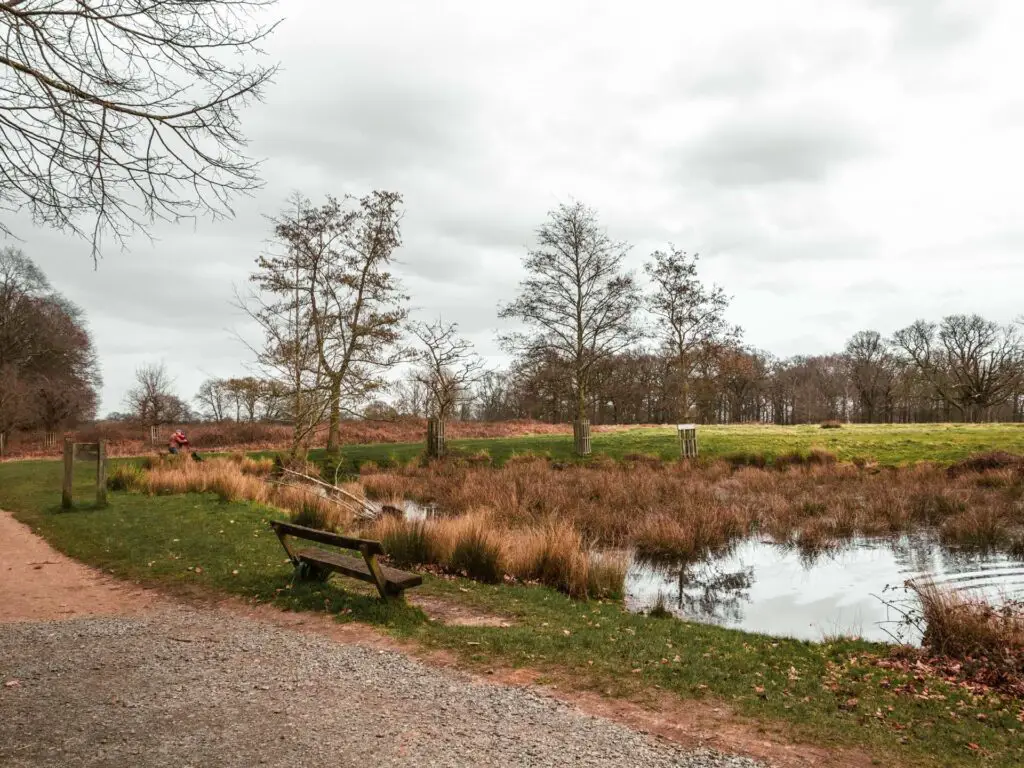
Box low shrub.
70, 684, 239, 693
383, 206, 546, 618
820, 420, 843, 429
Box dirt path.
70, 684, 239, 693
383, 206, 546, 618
0, 510, 874, 767
0, 512, 159, 622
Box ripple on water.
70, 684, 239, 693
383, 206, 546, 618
625, 533, 1024, 645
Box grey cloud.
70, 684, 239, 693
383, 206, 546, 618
685, 31, 868, 100
679, 109, 871, 187
872, 0, 989, 51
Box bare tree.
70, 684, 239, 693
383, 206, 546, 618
410, 318, 486, 421
1, 1, 280, 261
124, 361, 183, 424
844, 330, 896, 422
645, 247, 740, 420
892, 315, 1024, 422
392, 375, 427, 418
195, 378, 230, 422
237, 238, 328, 460
499, 201, 640, 453
267, 191, 410, 455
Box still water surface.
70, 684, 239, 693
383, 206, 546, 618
626, 535, 1024, 644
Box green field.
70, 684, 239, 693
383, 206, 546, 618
316, 422, 1024, 469
1, 453, 1023, 767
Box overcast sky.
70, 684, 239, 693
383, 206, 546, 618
9, 0, 1024, 415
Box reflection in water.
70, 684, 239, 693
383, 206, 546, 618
627, 533, 1024, 645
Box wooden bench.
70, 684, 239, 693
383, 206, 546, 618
269, 519, 422, 598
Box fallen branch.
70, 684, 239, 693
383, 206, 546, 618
279, 467, 376, 515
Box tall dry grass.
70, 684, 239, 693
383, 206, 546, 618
128, 456, 352, 531
912, 582, 1024, 678
369, 512, 626, 598
358, 456, 1024, 560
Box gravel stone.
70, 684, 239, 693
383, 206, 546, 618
0, 605, 764, 767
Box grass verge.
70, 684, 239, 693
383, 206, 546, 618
0, 458, 1022, 768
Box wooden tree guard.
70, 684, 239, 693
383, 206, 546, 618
677, 424, 698, 458
149, 425, 158, 446
573, 419, 592, 456
44, 431, 57, 450
62, 439, 107, 509
426, 417, 446, 458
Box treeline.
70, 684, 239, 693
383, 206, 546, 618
454, 318, 1024, 425
0, 248, 100, 436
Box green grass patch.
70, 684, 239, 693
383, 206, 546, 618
304, 422, 1024, 471
1, 457, 1023, 767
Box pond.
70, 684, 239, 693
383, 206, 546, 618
626, 534, 1024, 644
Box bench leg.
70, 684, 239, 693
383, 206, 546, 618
360, 545, 391, 599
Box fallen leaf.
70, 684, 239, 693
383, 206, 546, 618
4, 680, 20, 689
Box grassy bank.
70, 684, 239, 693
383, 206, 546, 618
1, 458, 1022, 767
313, 422, 1024, 470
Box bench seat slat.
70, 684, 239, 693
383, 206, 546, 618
294, 548, 423, 591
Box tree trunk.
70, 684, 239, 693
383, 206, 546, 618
326, 378, 342, 454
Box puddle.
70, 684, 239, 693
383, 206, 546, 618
363, 498, 437, 521
626, 534, 1024, 644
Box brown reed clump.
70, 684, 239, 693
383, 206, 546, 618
367, 512, 624, 598
939, 506, 1009, 551
912, 582, 1024, 676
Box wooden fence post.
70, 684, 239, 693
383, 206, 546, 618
0, 431, 5, 459
573, 419, 592, 456
95, 440, 108, 507
62, 439, 74, 509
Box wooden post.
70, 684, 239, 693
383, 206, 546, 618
95, 440, 107, 507
62, 439, 74, 509
573, 419, 592, 456
426, 417, 446, 458
0, 431, 5, 459
150, 425, 157, 446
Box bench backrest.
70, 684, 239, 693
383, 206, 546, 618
269, 519, 384, 556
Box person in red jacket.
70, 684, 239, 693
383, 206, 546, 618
168, 429, 190, 454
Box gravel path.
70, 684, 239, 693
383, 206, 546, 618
0, 605, 763, 768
